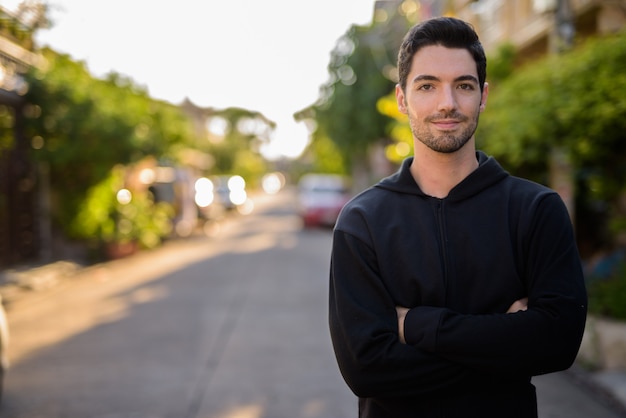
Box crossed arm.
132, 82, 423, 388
396, 298, 529, 344
331, 192, 586, 398
330, 224, 584, 397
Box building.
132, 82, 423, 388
453, 0, 626, 59
372, 0, 626, 60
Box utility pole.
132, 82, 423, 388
548, 0, 576, 221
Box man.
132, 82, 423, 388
328, 17, 587, 417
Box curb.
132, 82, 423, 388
567, 364, 626, 417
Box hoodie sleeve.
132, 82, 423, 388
330, 228, 483, 398
403, 192, 587, 375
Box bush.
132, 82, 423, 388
588, 257, 626, 319
71, 165, 174, 253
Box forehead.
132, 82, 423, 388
409, 45, 477, 80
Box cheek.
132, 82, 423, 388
406, 98, 430, 116
460, 97, 482, 114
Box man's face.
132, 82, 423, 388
396, 45, 488, 154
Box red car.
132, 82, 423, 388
297, 174, 351, 228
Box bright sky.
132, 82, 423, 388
4, 0, 377, 159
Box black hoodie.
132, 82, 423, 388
329, 151, 587, 417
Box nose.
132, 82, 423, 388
437, 85, 457, 113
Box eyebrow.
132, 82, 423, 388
411, 74, 479, 84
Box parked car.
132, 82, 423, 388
147, 166, 205, 237
297, 174, 351, 228
212, 175, 249, 212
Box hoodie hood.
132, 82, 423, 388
375, 151, 509, 203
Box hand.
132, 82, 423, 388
396, 306, 410, 344
507, 297, 528, 313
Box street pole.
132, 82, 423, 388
548, 0, 576, 222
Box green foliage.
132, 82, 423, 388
0, 105, 15, 151
230, 149, 267, 189
486, 43, 517, 84
71, 165, 173, 250
588, 260, 626, 320
307, 134, 347, 174
71, 167, 120, 242
0, 1, 49, 49
304, 22, 400, 172
554, 34, 626, 204
203, 108, 273, 182
477, 31, 626, 241
23, 48, 197, 233
377, 92, 412, 164
477, 54, 557, 176
114, 193, 173, 250
290, 9, 413, 178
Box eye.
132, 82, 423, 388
418, 84, 434, 91
457, 83, 475, 91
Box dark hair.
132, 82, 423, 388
397, 17, 487, 92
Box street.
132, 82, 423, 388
0, 188, 623, 418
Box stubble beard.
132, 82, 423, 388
410, 110, 480, 154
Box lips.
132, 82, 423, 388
432, 120, 461, 130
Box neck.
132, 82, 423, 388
410, 141, 479, 199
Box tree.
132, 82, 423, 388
316, 25, 394, 162
476, 32, 626, 254
202, 107, 274, 187
296, 19, 406, 188
0, 0, 49, 50
294, 5, 420, 188
23, 48, 199, 237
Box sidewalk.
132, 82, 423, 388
566, 364, 626, 417
589, 369, 626, 416
3, 250, 626, 416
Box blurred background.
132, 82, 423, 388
0, 0, 625, 273
1, 0, 626, 417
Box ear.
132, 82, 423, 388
395, 84, 408, 114
479, 82, 489, 112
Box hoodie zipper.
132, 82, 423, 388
434, 198, 449, 296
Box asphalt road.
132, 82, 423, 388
0, 188, 623, 417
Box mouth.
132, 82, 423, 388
432, 120, 462, 130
